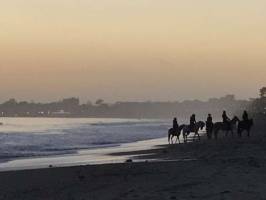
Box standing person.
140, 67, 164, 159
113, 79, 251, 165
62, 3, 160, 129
190, 114, 196, 132
222, 110, 230, 129
242, 110, 249, 121
206, 114, 213, 139
173, 117, 178, 131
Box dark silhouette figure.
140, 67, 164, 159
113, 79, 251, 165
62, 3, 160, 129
189, 114, 196, 132
238, 111, 253, 137
206, 114, 213, 139
213, 116, 239, 139
242, 110, 249, 121
222, 110, 230, 129
168, 125, 184, 144
181, 121, 205, 143
260, 87, 266, 98
173, 117, 178, 131
222, 110, 230, 123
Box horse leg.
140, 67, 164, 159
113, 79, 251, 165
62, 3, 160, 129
225, 130, 228, 137
184, 132, 187, 143
184, 132, 188, 143
226, 130, 230, 138
194, 131, 199, 141
208, 130, 211, 139
238, 130, 242, 138
175, 136, 178, 144
168, 132, 173, 144
231, 130, 234, 138
182, 132, 186, 143
214, 130, 218, 140
207, 130, 210, 139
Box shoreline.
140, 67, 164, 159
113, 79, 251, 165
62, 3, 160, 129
0, 133, 266, 199
0, 137, 168, 172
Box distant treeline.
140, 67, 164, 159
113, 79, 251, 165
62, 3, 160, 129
0, 95, 251, 119
247, 87, 266, 130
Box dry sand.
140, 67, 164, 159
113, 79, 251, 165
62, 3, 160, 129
1, 134, 266, 200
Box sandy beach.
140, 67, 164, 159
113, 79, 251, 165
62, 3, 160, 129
0, 131, 266, 200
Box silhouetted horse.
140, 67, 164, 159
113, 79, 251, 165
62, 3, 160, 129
181, 121, 205, 143
238, 119, 253, 137
168, 125, 185, 144
213, 116, 239, 139
206, 122, 213, 139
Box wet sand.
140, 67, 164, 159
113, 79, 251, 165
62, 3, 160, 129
1, 133, 266, 200
0, 137, 167, 171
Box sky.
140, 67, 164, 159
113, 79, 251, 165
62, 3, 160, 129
0, 0, 266, 103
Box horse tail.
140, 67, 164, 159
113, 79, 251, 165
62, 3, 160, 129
250, 118, 254, 126
168, 129, 171, 143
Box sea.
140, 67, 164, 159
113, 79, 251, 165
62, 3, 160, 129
0, 117, 173, 163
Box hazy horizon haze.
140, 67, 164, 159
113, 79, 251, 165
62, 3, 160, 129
1, 0, 266, 103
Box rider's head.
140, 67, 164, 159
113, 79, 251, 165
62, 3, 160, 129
223, 110, 226, 114
174, 117, 177, 120
208, 114, 211, 117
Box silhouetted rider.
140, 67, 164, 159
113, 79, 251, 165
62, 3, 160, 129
206, 114, 213, 139
222, 110, 230, 128
222, 111, 230, 123
190, 114, 196, 131
242, 110, 249, 121
207, 114, 213, 125
173, 117, 178, 131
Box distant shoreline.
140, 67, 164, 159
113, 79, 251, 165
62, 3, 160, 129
0, 95, 250, 119
0, 116, 169, 119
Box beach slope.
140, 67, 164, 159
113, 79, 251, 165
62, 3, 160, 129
1, 135, 266, 200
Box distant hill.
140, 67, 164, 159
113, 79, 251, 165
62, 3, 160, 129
0, 95, 250, 119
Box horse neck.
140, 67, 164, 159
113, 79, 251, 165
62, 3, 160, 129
197, 121, 203, 126
231, 117, 239, 124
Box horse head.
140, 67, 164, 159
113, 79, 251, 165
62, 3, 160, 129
231, 116, 240, 124
178, 124, 185, 132
198, 121, 205, 130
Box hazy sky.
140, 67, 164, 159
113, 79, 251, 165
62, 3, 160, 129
0, 0, 266, 103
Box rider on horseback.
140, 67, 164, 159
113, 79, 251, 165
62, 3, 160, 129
206, 114, 213, 139
222, 110, 230, 129
238, 110, 253, 137
207, 114, 213, 124
173, 117, 178, 131
190, 114, 196, 132
242, 110, 249, 122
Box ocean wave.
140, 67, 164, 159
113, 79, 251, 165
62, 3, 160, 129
0, 118, 170, 161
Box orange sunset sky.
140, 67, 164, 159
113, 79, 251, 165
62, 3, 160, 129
0, 0, 266, 102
